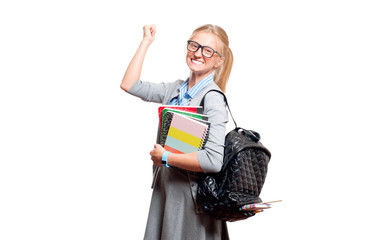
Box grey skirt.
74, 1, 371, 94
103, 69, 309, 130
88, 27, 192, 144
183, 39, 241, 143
143, 167, 229, 240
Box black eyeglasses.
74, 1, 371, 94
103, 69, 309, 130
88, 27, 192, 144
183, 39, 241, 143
187, 40, 222, 58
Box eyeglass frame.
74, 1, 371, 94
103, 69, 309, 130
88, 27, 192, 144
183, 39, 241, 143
187, 40, 222, 58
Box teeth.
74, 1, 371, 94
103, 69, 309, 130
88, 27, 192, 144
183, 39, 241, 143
192, 59, 203, 65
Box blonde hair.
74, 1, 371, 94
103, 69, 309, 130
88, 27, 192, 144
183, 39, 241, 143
190, 24, 233, 92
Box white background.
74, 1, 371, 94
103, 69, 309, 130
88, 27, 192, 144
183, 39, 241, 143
1, 0, 376, 239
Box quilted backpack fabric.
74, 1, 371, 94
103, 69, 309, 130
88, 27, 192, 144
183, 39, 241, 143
197, 90, 271, 222
197, 127, 271, 221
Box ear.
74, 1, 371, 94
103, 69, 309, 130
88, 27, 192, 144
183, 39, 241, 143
214, 56, 225, 68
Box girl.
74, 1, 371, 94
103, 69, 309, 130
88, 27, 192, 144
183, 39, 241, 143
121, 24, 233, 240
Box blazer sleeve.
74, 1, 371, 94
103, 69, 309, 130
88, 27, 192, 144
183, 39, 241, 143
127, 80, 179, 104
196, 91, 228, 173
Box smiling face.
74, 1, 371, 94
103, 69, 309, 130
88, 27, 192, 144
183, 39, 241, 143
186, 32, 224, 81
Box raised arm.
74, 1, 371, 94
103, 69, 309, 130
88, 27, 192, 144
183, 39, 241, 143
120, 25, 156, 92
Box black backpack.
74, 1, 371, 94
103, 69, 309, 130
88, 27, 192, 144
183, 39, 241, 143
197, 90, 271, 222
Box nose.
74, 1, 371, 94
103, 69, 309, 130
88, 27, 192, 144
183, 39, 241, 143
193, 47, 203, 58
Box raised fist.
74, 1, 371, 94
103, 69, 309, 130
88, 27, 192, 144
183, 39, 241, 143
142, 24, 156, 44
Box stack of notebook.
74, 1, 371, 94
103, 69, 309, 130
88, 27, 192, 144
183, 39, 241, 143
158, 106, 210, 154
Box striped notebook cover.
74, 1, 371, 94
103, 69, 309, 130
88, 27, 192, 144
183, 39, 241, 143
161, 111, 210, 146
158, 106, 203, 130
160, 109, 209, 143
162, 112, 209, 154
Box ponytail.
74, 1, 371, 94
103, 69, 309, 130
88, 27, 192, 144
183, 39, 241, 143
214, 46, 233, 92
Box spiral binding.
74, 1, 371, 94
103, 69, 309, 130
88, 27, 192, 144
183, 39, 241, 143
199, 126, 210, 149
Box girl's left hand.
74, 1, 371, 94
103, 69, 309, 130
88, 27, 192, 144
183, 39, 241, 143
150, 144, 165, 167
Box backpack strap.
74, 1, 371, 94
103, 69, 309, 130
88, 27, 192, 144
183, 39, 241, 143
199, 89, 237, 128
200, 90, 262, 142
